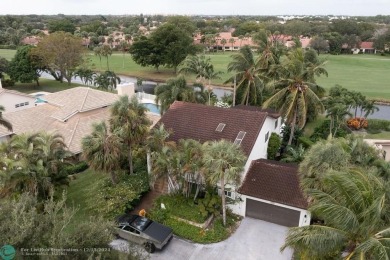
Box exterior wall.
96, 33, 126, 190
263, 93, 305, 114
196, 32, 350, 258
228, 194, 311, 227
117, 83, 135, 97
243, 116, 281, 176
0, 92, 35, 113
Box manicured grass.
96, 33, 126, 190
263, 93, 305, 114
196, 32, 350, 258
65, 169, 107, 232
364, 131, 390, 139
5, 78, 83, 94
0, 48, 16, 60
2, 48, 390, 100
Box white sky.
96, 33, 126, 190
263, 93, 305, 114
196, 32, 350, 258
1, 0, 390, 16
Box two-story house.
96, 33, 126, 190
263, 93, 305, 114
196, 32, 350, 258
150, 101, 310, 227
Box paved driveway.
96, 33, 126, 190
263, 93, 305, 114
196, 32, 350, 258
111, 218, 293, 260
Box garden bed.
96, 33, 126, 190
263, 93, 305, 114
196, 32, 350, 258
148, 194, 242, 243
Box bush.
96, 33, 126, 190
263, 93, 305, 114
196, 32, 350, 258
347, 117, 368, 130
267, 133, 281, 160
298, 136, 314, 148
1, 79, 15, 87
367, 119, 390, 132
198, 192, 221, 218
310, 119, 350, 141
92, 171, 149, 218
61, 161, 89, 175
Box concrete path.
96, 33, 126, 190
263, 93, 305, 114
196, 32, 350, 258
111, 218, 293, 260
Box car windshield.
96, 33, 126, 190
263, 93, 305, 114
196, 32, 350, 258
130, 216, 152, 231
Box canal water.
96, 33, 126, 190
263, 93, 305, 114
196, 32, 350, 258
40, 73, 390, 121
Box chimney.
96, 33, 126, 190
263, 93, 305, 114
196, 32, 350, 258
117, 82, 135, 97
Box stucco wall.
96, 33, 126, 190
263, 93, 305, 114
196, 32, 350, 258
0, 92, 35, 113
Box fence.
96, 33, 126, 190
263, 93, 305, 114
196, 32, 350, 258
136, 92, 156, 101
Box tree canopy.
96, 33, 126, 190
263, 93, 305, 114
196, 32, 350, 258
7, 45, 40, 85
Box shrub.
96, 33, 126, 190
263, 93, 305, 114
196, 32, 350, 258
1, 79, 15, 87
347, 117, 368, 130
92, 171, 149, 218
267, 133, 281, 160
367, 119, 390, 132
198, 192, 221, 218
310, 119, 350, 141
298, 136, 314, 148
61, 161, 89, 175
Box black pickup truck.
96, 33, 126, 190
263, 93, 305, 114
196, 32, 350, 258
115, 214, 173, 253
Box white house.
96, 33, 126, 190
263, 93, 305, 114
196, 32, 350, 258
150, 101, 310, 227
0, 85, 36, 113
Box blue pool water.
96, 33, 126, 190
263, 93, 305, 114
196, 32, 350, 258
35, 97, 47, 104
143, 103, 160, 114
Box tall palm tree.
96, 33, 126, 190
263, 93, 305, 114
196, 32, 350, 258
155, 76, 205, 114
263, 48, 327, 145
110, 95, 151, 175
74, 68, 96, 86
227, 46, 267, 106
221, 38, 227, 52
204, 65, 223, 105
203, 140, 246, 226
281, 169, 390, 259
82, 121, 123, 184
0, 106, 12, 131
93, 46, 103, 69
179, 55, 210, 84
100, 45, 112, 70
229, 38, 236, 51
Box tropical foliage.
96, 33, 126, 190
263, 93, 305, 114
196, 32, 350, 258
0, 105, 12, 131
0, 132, 72, 199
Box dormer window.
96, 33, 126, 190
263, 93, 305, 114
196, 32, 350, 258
215, 123, 226, 132
233, 131, 246, 145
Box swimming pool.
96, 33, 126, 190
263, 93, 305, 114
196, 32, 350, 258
142, 103, 160, 114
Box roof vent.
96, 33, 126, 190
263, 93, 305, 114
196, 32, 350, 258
233, 131, 246, 145
215, 123, 226, 132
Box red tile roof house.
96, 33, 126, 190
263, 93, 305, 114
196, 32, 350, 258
360, 41, 376, 54
150, 101, 310, 227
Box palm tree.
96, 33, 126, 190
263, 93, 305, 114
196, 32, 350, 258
221, 38, 227, 52
119, 40, 129, 69
229, 38, 236, 51
109, 95, 151, 175
0, 132, 70, 199
227, 46, 266, 106
74, 68, 96, 86
204, 65, 223, 105
281, 169, 390, 259
155, 76, 205, 115
100, 45, 112, 70
263, 48, 327, 146
362, 100, 379, 118
238, 35, 244, 47
82, 122, 122, 184
203, 140, 246, 226
93, 71, 120, 91
0, 106, 12, 131
93, 46, 103, 69
281, 145, 305, 163
179, 55, 211, 84
107, 36, 114, 48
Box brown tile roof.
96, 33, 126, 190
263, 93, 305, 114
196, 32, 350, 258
232, 104, 280, 119
44, 87, 119, 121
155, 101, 268, 156
238, 159, 308, 209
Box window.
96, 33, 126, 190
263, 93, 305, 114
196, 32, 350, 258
224, 190, 235, 199
274, 119, 278, 129
20, 103, 25, 107
15, 104, 20, 108
215, 123, 226, 132
24, 102, 29, 106
233, 131, 246, 145
265, 131, 269, 142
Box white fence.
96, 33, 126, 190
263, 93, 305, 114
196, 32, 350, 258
136, 92, 156, 101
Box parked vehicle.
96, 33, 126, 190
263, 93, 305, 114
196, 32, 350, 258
115, 214, 173, 253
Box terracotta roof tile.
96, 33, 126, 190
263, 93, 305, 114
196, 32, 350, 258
238, 159, 308, 209
155, 101, 268, 156
360, 41, 374, 49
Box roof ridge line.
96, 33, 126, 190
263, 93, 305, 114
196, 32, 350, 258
67, 117, 81, 148
79, 88, 90, 112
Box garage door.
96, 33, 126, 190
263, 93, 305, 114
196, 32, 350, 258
246, 199, 300, 227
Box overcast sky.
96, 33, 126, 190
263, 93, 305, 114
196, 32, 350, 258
1, 0, 390, 16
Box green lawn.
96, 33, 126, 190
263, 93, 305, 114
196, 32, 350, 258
364, 131, 390, 139
6, 78, 82, 94
0, 48, 16, 60
2, 48, 390, 100
65, 169, 107, 232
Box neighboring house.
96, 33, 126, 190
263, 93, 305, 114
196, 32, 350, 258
0, 87, 160, 154
360, 41, 376, 54
193, 32, 256, 51
0, 86, 36, 113
150, 101, 310, 227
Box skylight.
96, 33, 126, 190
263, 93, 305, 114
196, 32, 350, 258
233, 131, 246, 145
215, 123, 226, 132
